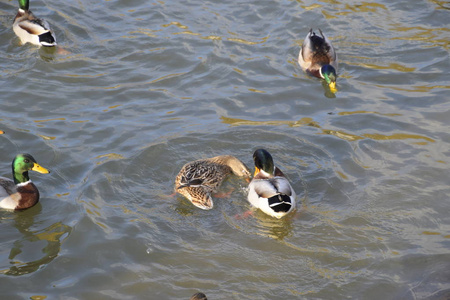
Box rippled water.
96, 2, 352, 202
0, 0, 449, 299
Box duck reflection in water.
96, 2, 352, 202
0, 207, 71, 276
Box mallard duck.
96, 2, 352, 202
298, 28, 337, 92
175, 155, 251, 210
13, 0, 57, 47
247, 149, 296, 219
0, 153, 50, 210
190, 292, 207, 300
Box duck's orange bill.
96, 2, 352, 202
254, 167, 260, 177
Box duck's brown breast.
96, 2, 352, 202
15, 181, 39, 210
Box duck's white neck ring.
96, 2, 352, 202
17, 180, 32, 187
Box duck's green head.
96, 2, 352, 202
18, 0, 29, 11
253, 149, 274, 176
320, 65, 337, 93
12, 153, 50, 184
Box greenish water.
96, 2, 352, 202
0, 0, 449, 299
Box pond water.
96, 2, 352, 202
0, 0, 449, 299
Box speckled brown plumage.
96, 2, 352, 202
175, 155, 251, 210
190, 292, 207, 300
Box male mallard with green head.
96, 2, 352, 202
0, 154, 50, 210
298, 28, 337, 92
175, 155, 251, 210
13, 0, 57, 47
248, 149, 296, 219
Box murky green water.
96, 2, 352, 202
1, 0, 449, 299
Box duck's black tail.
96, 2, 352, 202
39, 31, 56, 46
268, 194, 292, 212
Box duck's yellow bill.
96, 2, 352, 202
254, 167, 260, 177
0, 130, 4, 134
329, 82, 337, 93
32, 163, 50, 174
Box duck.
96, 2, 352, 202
0, 153, 50, 210
13, 0, 57, 47
298, 28, 337, 92
190, 292, 207, 300
175, 155, 251, 210
247, 149, 296, 219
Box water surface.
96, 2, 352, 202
0, 0, 449, 299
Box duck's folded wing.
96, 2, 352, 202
177, 177, 204, 189
319, 29, 337, 62
300, 30, 315, 62
272, 177, 293, 196
19, 19, 50, 35
253, 180, 279, 198
0, 177, 16, 198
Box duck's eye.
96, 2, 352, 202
24, 159, 30, 163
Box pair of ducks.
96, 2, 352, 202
0, 150, 294, 219
12, 1, 338, 90
175, 149, 296, 219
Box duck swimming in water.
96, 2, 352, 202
175, 155, 251, 210
0, 153, 50, 210
247, 149, 296, 219
13, 0, 57, 47
298, 28, 337, 92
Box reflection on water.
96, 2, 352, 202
221, 115, 436, 143
225, 206, 296, 241
252, 212, 295, 241
0, 207, 71, 276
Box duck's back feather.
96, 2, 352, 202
176, 160, 230, 190
18, 19, 49, 35
299, 29, 337, 73
252, 176, 293, 198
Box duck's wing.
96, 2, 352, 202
319, 29, 337, 64
300, 29, 315, 63
252, 179, 279, 198
0, 177, 19, 209
18, 18, 51, 36
271, 177, 293, 197
0, 177, 16, 198
177, 178, 204, 189
178, 161, 228, 189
